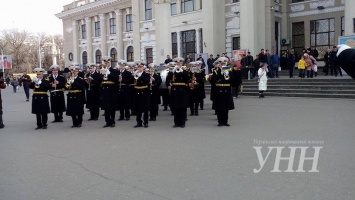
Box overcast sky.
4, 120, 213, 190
0, 0, 74, 35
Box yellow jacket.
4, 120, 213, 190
298, 59, 306, 69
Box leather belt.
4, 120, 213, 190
69, 90, 82, 93
33, 91, 47, 94
101, 81, 115, 85
134, 86, 148, 89
172, 83, 187, 86
215, 84, 230, 87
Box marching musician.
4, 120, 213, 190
133, 61, 150, 128
195, 61, 206, 110
48, 64, 66, 123
159, 64, 170, 111
100, 56, 119, 128
166, 58, 190, 128
127, 62, 137, 116
209, 57, 235, 127
85, 63, 101, 121
209, 60, 219, 115
65, 65, 85, 128
148, 63, 162, 121
188, 62, 205, 116
29, 68, 51, 130
117, 60, 134, 121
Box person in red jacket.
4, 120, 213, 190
0, 72, 6, 128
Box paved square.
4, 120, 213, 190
1, 87, 354, 200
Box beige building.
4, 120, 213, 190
56, 0, 355, 68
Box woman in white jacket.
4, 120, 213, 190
258, 66, 268, 98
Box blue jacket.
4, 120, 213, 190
270, 55, 280, 64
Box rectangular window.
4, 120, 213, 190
126, 14, 133, 32
232, 0, 239, 3
232, 37, 240, 50
182, 30, 196, 59
310, 18, 335, 55
171, 1, 177, 15
353, 18, 355, 33
292, 0, 304, 3
181, 0, 194, 13
145, 0, 152, 20
81, 24, 86, 39
109, 18, 116, 34
171, 32, 177, 58
146, 48, 153, 65
200, 29, 203, 53
94, 21, 101, 37
292, 22, 305, 55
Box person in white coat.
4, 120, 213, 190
258, 66, 268, 98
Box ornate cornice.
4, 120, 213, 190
289, 6, 344, 18
171, 19, 202, 28
55, 0, 130, 19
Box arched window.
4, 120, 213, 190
127, 46, 134, 62
110, 48, 117, 67
95, 50, 102, 64
82, 51, 87, 70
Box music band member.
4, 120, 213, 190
188, 62, 205, 116
29, 68, 51, 130
48, 65, 66, 123
167, 58, 190, 128
159, 64, 170, 111
133, 61, 150, 128
85, 63, 101, 121
65, 65, 85, 128
117, 60, 134, 121
148, 63, 162, 121
209, 57, 235, 127
100, 56, 119, 128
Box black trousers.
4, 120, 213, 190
71, 115, 83, 126
289, 65, 294, 78
150, 105, 158, 119
36, 114, 48, 127
161, 89, 170, 107
119, 108, 130, 119
173, 108, 186, 126
53, 112, 63, 121
24, 86, 30, 99
104, 109, 116, 125
199, 99, 204, 109
90, 107, 100, 119
136, 111, 148, 125
189, 101, 199, 115
216, 110, 228, 124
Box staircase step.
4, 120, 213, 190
241, 89, 355, 94
240, 92, 355, 99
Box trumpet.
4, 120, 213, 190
33, 77, 41, 89
223, 70, 230, 80
175, 66, 183, 73
134, 71, 141, 80
100, 65, 108, 80
66, 76, 74, 89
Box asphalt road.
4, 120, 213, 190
0, 87, 354, 200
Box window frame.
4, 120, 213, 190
310, 18, 335, 54
145, 0, 152, 20
181, 0, 194, 13
109, 18, 116, 35
127, 46, 134, 62
95, 50, 102, 64
94, 21, 101, 37
81, 24, 87, 39
232, 37, 240, 50
126, 14, 133, 32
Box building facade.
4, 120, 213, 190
56, 0, 355, 68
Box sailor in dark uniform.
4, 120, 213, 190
210, 57, 235, 127
166, 57, 190, 128
100, 56, 119, 128
159, 64, 170, 111
127, 62, 137, 116
85, 63, 101, 121
188, 62, 205, 116
336, 44, 355, 79
133, 61, 151, 128
148, 63, 162, 121
195, 60, 206, 110
48, 64, 66, 123
117, 60, 134, 121
29, 68, 51, 130
208, 60, 220, 115
65, 65, 85, 128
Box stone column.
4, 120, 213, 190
85, 17, 93, 63
72, 20, 80, 63
154, 2, 171, 63
132, 0, 141, 61
196, 28, 201, 55
115, 10, 124, 59
177, 31, 181, 57
99, 14, 107, 57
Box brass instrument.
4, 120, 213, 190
221, 66, 231, 80
190, 73, 197, 90
66, 73, 74, 89
119, 73, 122, 89
100, 65, 108, 80
149, 72, 154, 90
175, 66, 183, 73
33, 77, 41, 89
134, 70, 141, 80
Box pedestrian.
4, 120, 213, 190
19, 71, 31, 101
270, 51, 280, 78
288, 49, 296, 78
85, 63, 101, 121
304, 53, 316, 78
298, 54, 306, 78
10, 77, 19, 93
29, 68, 51, 130
258, 65, 268, 98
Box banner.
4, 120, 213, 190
338, 35, 355, 49
0, 55, 12, 69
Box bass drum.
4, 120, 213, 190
160, 69, 168, 89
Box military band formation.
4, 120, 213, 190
30, 56, 235, 130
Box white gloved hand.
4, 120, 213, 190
337, 44, 351, 57
33, 77, 38, 83
37, 80, 42, 85
105, 70, 111, 75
